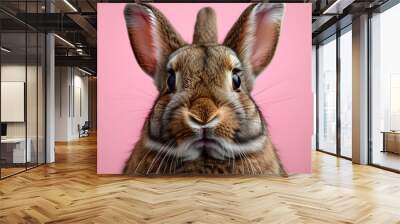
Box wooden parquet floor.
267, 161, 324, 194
1, 135, 400, 224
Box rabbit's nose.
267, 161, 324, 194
187, 112, 220, 129
187, 97, 220, 129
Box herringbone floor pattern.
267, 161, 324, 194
1, 135, 400, 223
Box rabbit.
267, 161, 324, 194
123, 2, 287, 176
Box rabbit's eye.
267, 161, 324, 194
232, 68, 241, 90
167, 69, 176, 93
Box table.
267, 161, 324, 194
382, 131, 400, 154
1, 138, 32, 164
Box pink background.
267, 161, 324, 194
98, 3, 312, 174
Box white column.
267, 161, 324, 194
352, 14, 369, 164
45, 0, 56, 163
46, 32, 55, 163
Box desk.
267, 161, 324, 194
382, 131, 400, 154
1, 138, 31, 163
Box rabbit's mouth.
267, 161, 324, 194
187, 137, 228, 161
177, 131, 268, 162
194, 138, 217, 146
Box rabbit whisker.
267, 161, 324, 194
225, 147, 231, 169
146, 148, 163, 175
168, 150, 176, 175
147, 141, 173, 175
174, 150, 181, 172
156, 143, 172, 175
162, 151, 171, 175
255, 96, 295, 105
245, 151, 258, 175
134, 148, 154, 174
243, 156, 250, 175
173, 151, 178, 174
156, 147, 170, 175
155, 141, 175, 175
248, 153, 262, 174
128, 108, 152, 113
242, 152, 255, 175
132, 89, 157, 99
237, 152, 247, 175
226, 147, 235, 174
252, 79, 287, 97
164, 147, 177, 175
233, 138, 256, 175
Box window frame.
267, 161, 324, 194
315, 24, 353, 160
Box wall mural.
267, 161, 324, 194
98, 3, 312, 176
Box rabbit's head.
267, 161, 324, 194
125, 3, 284, 161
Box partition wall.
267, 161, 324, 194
0, 0, 47, 179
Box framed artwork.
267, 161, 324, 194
98, 3, 312, 176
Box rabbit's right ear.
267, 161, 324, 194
124, 3, 186, 77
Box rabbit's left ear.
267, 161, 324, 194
223, 3, 285, 76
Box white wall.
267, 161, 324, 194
55, 67, 89, 141
72, 73, 89, 138
1, 65, 42, 137
1, 65, 26, 133
55, 67, 70, 141
1, 82, 25, 122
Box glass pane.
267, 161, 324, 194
318, 37, 337, 154
0, 1, 46, 178
38, 33, 45, 165
1, 31, 27, 177
312, 46, 317, 151
27, 31, 38, 169
371, 4, 400, 171
340, 29, 352, 158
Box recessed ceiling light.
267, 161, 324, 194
54, 34, 75, 48
1, 47, 11, 53
78, 67, 93, 76
63, 0, 78, 12
322, 0, 354, 15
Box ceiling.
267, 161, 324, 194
0, 0, 393, 74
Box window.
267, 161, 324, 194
371, 3, 400, 171
316, 26, 353, 159
390, 75, 400, 130
340, 28, 352, 158
317, 36, 337, 154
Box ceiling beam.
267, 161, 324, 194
322, 0, 356, 14
312, 15, 335, 33
55, 55, 96, 69
67, 13, 97, 44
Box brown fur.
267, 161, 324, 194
125, 125, 287, 176
193, 7, 218, 44
123, 3, 287, 176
